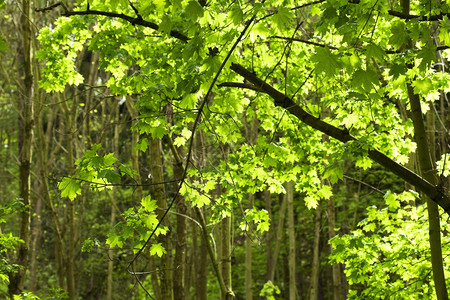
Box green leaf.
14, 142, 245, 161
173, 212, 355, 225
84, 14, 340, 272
385, 190, 400, 210
417, 43, 436, 70
389, 21, 409, 49
412, 78, 433, 94
365, 44, 385, 62
81, 238, 99, 252
106, 233, 123, 248
180, 93, 198, 109
389, 62, 407, 78
322, 163, 343, 184
257, 221, 270, 233
312, 47, 341, 77
103, 153, 117, 167
159, 14, 172, 35
185, 0, 204, 21
193, 194, 210, 207
229, 4, 244, 25
98, 169, 121, 184
135, 137, 149, 152
144, 214, 158, 229
150, 243, 167, 257
59, 177, 81, 201
352, 68, 379, 92
305, 195, 318, 209
141, 196, 158, 212
119, 164, 136, 177
440, 16, 450, 45
148, 121, 168, 139
273, 7, 294, 30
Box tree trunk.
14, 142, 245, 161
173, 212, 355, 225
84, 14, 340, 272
287, 181, 296, 300
125, 97, 143, 200
172, 142, 187, 300
192, 130, 208, 300
61, 91, 77, 300
28, 186, 42, 292
309, 202, 322, 300
400, 0, 448, 293
407, 83, 448, 299
107, 104, 120, 300
268, 194, 287, 281
222, 214, 234, 299
195, 207, 208, 300
327, 182, 342, 300
265, 190, 273, 281
194, 206, 228, 298
245, 193, 254, 300
150, 137, 173, 300
8, 0, 34, 295
244, 103, 258, 300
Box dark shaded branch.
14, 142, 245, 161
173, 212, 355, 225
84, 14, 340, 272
35, 2, 67, 12
343, 175, 384, 195
271, 36, 450, 54
291, 0, 326, 10
271, 36, 339, 50
388, 10, 450, 21
218, 82, 261, 92
63, 10, 190, 42
229, 62, 450, 214
128, 0, 142, 19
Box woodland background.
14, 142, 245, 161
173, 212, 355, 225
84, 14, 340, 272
2, 0, 450, 299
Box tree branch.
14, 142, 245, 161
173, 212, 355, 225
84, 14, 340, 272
228, 62, 450, 214
35, 2, 66, 12
270, 36, 339, 50
217, 82, 262, 92
270, 36, 450, 54
62, 10, 190, 42
387, 10, 449, 21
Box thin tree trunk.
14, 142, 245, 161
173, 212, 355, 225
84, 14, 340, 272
125, 97, 143, 198
265, 190, 273, 281
82, 51, 99, 148
194, 206, 228, 297
107, 105, 120, 300
244, 104, 258, 300
61, 92, 77, 300
150, 137, 173, 300
268, 194, 287, 281
166, 103, 188, 300
173, 148, 187, 299
245, 193, 254, 300
194, 130, 208, 300
287, 181, 296, 300
28, 188, 42, 292
125, 96, 149, 298
8, 0, 34, 295
195, 207, 208, 300
222, 214, 234, 299
327, 182, 342, 300
309, 202, 322, 300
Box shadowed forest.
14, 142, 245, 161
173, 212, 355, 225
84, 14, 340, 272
2, 0, 450, 299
